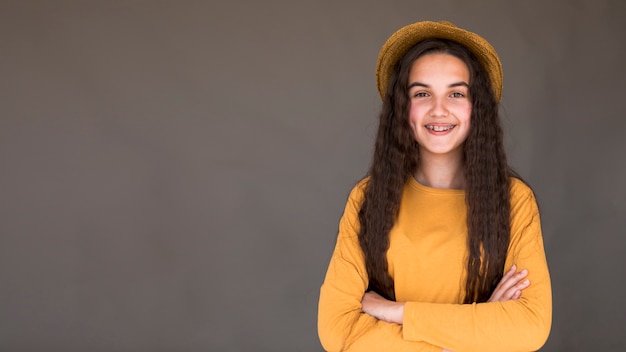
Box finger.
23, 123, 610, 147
501, 279, 530, 301
495, 265, 521, 290
512, 290, 521, 300
503, 269, 528, 289
489, 266, 516, 300
504, 265, 516, 274
495, 269, 527, 295
502, 277, 530, 298
500, 265, 517, 282
489, 267, 529, 302
504, 279, 530, 299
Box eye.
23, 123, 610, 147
413, 91, 429, 98
450, 92, 465, 98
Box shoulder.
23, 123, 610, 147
347, 177, 369, 203
337, 177, 369, 237
509, 177, 537, 206
509, 176, 541, 225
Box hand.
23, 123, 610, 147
488, 265, 530, 302
361, 291, 405, 324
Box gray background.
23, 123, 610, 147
1, 0, 625, 351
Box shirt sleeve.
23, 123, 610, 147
402, 183, 552, 352
318, 182, 442, 352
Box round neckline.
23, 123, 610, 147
408, 176, 466, 196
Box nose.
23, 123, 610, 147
429, 97, 449, 117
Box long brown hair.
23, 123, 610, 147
358, 39, 515, 303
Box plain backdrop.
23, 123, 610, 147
1, 0, 625, 351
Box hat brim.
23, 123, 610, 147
376, 21, 503, 102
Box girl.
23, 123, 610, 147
318, 21, 552, 352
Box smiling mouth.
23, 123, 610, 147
425, 125, 455, 132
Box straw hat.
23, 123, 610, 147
375, 21, 503, 101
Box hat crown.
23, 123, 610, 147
437, 21, 456, 27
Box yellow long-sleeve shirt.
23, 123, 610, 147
318, 177, 552, 352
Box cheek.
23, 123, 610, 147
458, 104, 472, 123
408, 112, 417, 127
408, 103, 426, 126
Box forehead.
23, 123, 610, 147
409, 53, 470, 81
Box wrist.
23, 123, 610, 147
390, 302, 405, 324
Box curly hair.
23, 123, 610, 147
358, 39, 517, 303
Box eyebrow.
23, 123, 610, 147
408, 81, 469, 89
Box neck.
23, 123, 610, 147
414, 152, 465, 189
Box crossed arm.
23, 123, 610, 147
361, 265, 532, 352
362, 264, 531, 324
319, 231, 551, 352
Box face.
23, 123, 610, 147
407, 53, 472, 161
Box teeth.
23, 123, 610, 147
426, 125, 455, 132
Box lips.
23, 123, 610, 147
425, 124, 455, 132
